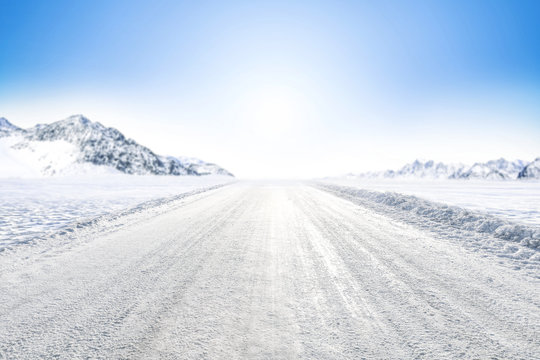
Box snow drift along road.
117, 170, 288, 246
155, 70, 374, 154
0, 182, 538, 359
316, 184, 540, 254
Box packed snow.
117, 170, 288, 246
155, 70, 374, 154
0, 175, 234, 250
1, 182, 538, 358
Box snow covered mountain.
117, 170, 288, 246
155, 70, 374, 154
0, 115, 233, 177
353, 158, 534, 180
518, 157, 540, 179
390, 160, 464, 179
0, 117, 23, 137
171, 156, 234, 177
455, 158, 526, 180
354, 160, 463, 179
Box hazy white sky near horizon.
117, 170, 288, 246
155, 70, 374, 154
1, 1, 540, 178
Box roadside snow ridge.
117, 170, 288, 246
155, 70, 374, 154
317, 183, 540, 260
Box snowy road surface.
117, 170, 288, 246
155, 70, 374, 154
1, 182, 539, 359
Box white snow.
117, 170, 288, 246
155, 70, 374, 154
316, 182, 540, 269
0, 135, 112, 177
0, 182, 538, 358
321, 178, 540, 225
0, 175, 235, 250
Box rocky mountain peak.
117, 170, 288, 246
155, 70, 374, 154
0, 115, 233, 177
518, 157, 540, 179
0, 117, 24, 137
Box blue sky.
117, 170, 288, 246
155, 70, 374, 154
1, 0, 539, 177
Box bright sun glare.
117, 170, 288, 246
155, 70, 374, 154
239, 86, 310, 137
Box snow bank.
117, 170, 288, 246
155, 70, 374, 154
317, 183, 540, 253
320, 178, 540, 225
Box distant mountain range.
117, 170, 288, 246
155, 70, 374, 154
348, 158, 540, 180
0, 115, 233, 177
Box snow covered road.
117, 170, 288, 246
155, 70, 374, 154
1, 182, 539, 359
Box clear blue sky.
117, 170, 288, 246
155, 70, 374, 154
1, 0, 539, 178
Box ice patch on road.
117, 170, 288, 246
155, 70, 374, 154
316, 183, 540, 266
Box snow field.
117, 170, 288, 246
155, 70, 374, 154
322, 178, 540, 225
0, 175, 234, 250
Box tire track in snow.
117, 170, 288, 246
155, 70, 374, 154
0, 182, 538, 359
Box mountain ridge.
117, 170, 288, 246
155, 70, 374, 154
0, 115, 233, 178
350, 158, 538, 180
518, 157, 540, 179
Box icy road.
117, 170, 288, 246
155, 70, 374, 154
1, 182, 539, 359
